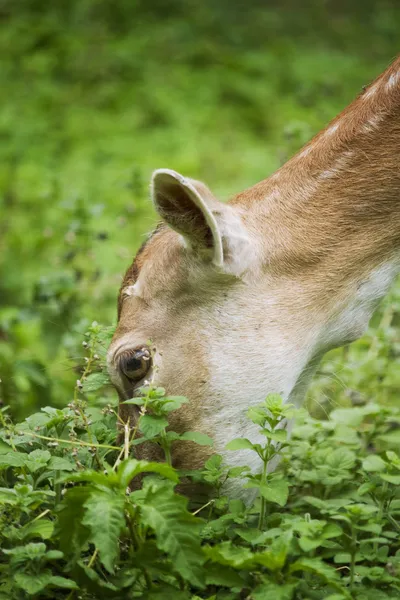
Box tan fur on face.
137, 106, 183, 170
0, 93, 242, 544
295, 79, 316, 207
109, 56, 400, 483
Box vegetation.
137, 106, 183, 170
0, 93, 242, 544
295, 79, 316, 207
0, 324, 399, 598
1, 1, 400, 598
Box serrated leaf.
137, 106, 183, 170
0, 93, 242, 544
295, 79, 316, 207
290, 557, 339, 582
82, 489, 126, 573
225, 438, 254, 451
140, 483, 205, 587
260, 478, 289, 507
139, 415, 168, 438
82, 372, 110, 393
57, 486, 92, 560
179, 431, 213, 446
203, 541, 254, 568
253, 581, 295, 600
14, 571, 52, 595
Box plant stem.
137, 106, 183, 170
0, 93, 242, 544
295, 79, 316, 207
18, 430, 120, 451
349, 524, 357, 593
258, 456, 268, 530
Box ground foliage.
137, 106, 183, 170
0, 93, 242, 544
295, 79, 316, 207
1, 0, 400, 418
0, 324, 400, 599
1, 1, 400, 598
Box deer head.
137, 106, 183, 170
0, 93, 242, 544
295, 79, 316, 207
107, 57, 400, 491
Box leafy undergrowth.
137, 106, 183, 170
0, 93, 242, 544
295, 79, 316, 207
0, 326, 400, 600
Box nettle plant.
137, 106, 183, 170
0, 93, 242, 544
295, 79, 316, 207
0, 324, 400, 599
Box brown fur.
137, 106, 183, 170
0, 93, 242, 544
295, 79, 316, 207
110, 56, 400, 480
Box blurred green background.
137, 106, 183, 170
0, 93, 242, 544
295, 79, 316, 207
0, 0, 399, 419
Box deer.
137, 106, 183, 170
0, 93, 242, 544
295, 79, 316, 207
107, 56, 400, 497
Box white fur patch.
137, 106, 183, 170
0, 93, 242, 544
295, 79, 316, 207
386, 71, 400, 90
325, 123, 339, 136
361, 113, 383, 133
318, 150, 354, 180
298, 146, 313, 159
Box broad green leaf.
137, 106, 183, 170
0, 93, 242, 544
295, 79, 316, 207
0, 440, 12, 454
123, 397, 146, 406
82, 372, 110, 393
0, 452, 27, 468
20, 519, 54, 540
362, 455, 387, 472
139, 414, 168, 438
48, 456, 76, 471
290, 557, 339, 582
14, 571, 52, 595
203, 541, 254, 568
179, 431, 213, 446
378, 430, 400, 445
225, 438, 254, 451
48, 576, 78, 590
260, 478, 289, 507
379, 473, 400, 484
161, 396, 189, 412
140, 483, 205, 587
57, 487, 92, 560
253, 581, 295, 600
118, 458, 178, 487
205, 563, 245, 587
0, 487, 18, 505
260, 429, 287, 442
82, 489, 126, 573
325, 447, 356, 471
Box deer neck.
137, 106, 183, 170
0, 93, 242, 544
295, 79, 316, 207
233, 58, 400, 347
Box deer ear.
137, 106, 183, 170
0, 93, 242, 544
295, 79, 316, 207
151, 169, 224, 266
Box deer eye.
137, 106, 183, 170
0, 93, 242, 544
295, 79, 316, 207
120, 348, 151, 381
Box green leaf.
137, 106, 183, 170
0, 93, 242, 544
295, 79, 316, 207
48, 456, 76, 471
225, 438, 254, 451
82, 372, 110, 393
14, 571, 52, 595
161, 396, 189, 412
139, 483, 205, 587
179, 431, 214, 446
290, 557, 339, 582
82, 489, 126, 573
260, 429, 287, 443
205, 563, 245, 587
260, 478, 289, 507
0, 440, 12, 454
379, 473, 400, 484
378, 430, 400, 446
253, 581, 296, 600
139, 414, 168, 438
0, 452, 27, 468
118, 458, 178, 487
48, 576, 79, 590
362, 455, 387, 472
203, 541, 254, 568
57, 486, 92, 560
20, 519, 54, 540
